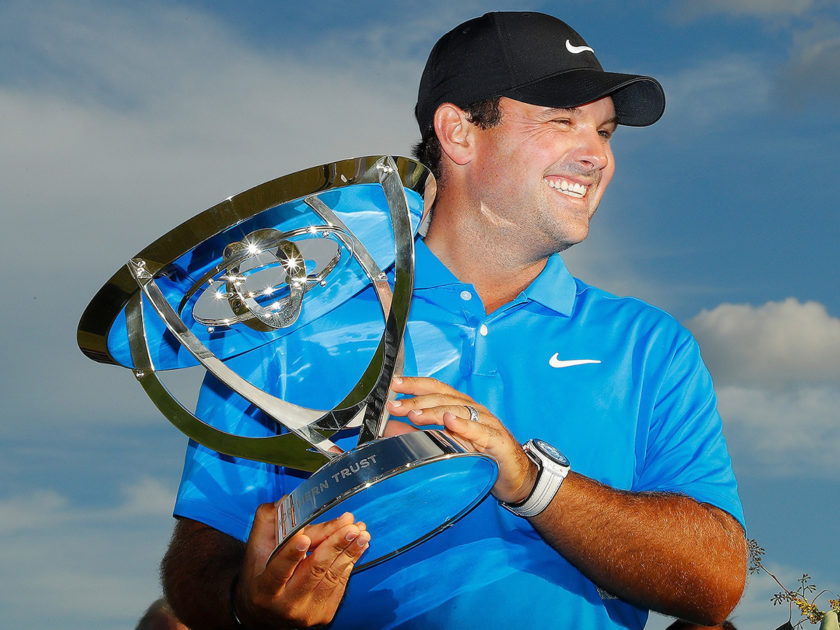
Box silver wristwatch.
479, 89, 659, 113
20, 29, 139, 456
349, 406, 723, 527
500, 439, 570, 518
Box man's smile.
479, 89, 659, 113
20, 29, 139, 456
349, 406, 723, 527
544, 176, 590, 199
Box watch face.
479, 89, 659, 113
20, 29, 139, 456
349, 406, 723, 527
533, 439, 570, 466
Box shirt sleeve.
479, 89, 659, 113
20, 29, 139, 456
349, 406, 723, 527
633, 328, 746, 531
172, 356, 292, 542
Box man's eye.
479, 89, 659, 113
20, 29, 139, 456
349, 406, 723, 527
598, 129, 614, 140
552, 119, 572, 126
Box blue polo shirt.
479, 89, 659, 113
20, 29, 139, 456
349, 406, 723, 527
174, 239, 744, 629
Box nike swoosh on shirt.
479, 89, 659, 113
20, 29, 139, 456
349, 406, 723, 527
549, 354, 602, 368
565, 40, 595, 55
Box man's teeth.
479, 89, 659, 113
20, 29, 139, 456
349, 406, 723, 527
546, 178, 587, 198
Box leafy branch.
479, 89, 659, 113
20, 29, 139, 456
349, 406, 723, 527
748, 539, 839, 627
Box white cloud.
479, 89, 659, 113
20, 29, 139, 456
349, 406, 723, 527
0, 477, 175, 535
667, 0, 840, 111
0, 0, 422, 249
718, 385, 840, 477
686, 299, 840, 478
0, 0, 423, 437
778, 20, 840, 106
687, 298, 840, 388
119, 476, 179, 516
0, 490, 69, 535
0, 478, 177, 628
659, 56, 772, 127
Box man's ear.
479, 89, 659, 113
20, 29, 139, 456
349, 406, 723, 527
433, 103, 475, 166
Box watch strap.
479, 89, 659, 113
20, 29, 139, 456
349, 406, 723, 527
501, 440, 569, 518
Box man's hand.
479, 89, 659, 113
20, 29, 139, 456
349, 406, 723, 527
235, 506, 370, 628
387, 376, 537, 505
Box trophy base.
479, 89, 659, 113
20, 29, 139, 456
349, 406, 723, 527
274, 430, 498, 571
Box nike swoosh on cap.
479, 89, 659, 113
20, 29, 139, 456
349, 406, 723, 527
549, 354, 602, 368
565, 39, 595, 55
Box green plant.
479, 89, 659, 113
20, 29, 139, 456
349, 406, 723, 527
748, 539, 839, 628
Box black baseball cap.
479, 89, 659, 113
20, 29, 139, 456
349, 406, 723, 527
415, 11, 665, 134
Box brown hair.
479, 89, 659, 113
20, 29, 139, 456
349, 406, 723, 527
412, 97, 503, 181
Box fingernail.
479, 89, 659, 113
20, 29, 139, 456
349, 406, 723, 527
410, 409, 423, 417
345, 530, 359, 542
393, 376, 402, 384
296, 538, 309, 552
356, 533, 370, 547
390, 399, 402, 408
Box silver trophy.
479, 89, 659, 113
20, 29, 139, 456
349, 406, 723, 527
78, 156, 498, 570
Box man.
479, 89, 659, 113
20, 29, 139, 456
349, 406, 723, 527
162, 12, 747, 629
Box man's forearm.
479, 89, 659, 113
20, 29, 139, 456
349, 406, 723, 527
531, 473, 746, 625
161, 518, 245, 630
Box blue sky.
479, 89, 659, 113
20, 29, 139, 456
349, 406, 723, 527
1, 1, 838, 628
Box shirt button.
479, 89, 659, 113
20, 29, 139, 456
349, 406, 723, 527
479, 324, 488, 336
459, 290, 472, 301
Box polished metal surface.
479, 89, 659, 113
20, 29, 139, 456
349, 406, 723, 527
275, 430, 497, 571
79, 154, 498, 569
78, 155, 428, 367
190, 228, 346, 331
78, 156, 428, 469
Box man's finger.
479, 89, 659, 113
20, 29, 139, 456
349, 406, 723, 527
390, 375, 461, 397
293, 523, 369, 591
243, 502, 282, 574
390, 402, 480, 430
442, 411, 496, 449
260, 532, 311, 591
388, 394, 472, 419
310, 528, 371, 591
303, 512, 355, 547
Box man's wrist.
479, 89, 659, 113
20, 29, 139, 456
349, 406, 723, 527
510, 454, 540, 506
500, 439, 570, 517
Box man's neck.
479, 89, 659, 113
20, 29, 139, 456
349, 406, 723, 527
423, 198, 549, 314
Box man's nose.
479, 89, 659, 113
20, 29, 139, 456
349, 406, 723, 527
572, 128, 610, 171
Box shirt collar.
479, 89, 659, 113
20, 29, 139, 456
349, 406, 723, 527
521, 252, 577, 316
413, 238, 462, 289
413, 239, 577, 316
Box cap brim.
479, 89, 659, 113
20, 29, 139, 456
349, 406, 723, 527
503, 69, 665, 127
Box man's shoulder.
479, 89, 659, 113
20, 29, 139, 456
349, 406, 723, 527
570, 277, 691, 343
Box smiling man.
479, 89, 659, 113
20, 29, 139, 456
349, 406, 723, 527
163, 12, 747, 629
